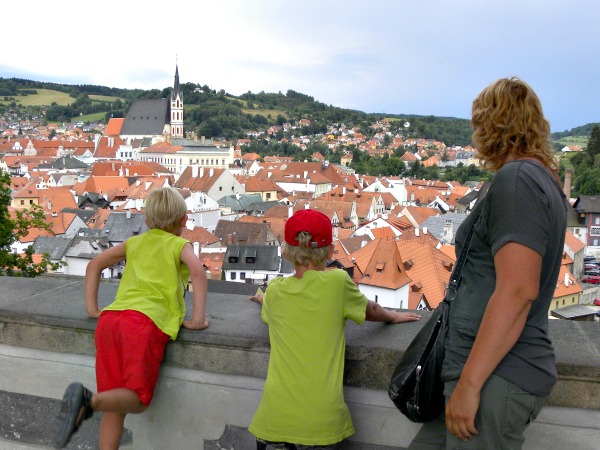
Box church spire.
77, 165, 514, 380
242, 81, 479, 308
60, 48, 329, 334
172, 63, 180, 100
170, 63, 184, 139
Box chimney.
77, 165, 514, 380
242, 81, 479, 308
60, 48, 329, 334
564, 272, 570, 286
564, 168, 572, 200
209, 168, 214, 177
125, 168, 129, 177
194, 135, 198, 143
199, 167, 204, 177
361, 240, 367, 248
201, 136, 205, 145
126, 210, 131, 219
415, 228, 420, 237
342, 186, 346, 195
442, 219, 453, 245
288, 205, 294, 218
192, 165, 198, 177
193, 242, 200, 258
423, 226, 428, 235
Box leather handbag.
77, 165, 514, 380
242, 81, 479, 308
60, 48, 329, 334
388, 212, 478, 423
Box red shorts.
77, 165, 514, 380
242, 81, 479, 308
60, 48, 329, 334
95, 310, 170, 406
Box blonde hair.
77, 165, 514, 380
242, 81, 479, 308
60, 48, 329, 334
283, 231, 330, 268
472, 77, 558, 173
144, 187, 187, 233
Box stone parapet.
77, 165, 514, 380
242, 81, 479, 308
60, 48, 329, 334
0, 275, 599, 449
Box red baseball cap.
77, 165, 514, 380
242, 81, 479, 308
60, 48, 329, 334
285, 209, 332, 248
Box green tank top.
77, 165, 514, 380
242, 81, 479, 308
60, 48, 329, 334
104, 228, 190, 339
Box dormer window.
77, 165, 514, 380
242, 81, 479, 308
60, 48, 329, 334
246, 250, 257, 263
228, 248, 239, 263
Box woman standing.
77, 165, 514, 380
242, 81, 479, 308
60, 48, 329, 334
438, 77, 569, 449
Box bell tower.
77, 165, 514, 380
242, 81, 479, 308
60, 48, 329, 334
170, 64, 184, 139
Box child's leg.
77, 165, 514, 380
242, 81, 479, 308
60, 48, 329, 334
99, 412, 127, 450
92, 388, 148, 415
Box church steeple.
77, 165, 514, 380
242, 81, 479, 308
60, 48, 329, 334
170, 63, 183, 139
172, 64, 180, 100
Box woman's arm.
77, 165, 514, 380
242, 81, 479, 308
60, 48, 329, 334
445, 241, 541, 441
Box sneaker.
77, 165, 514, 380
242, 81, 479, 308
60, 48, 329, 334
52, 382, 94, 449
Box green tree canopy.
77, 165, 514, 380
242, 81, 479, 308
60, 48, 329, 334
0, 171, 61, 276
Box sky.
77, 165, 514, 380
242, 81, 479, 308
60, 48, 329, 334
2, 0, 599, 133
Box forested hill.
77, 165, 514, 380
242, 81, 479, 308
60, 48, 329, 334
1, 77, 596, 147
0, 77, 473, 146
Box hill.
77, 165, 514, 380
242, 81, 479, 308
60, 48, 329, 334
2, 76, 596, 149
0, 77, 475, 146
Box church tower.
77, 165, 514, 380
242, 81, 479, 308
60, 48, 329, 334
170, 64, 184, 139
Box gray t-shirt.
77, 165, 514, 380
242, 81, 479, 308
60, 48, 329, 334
442, 160, 568, 396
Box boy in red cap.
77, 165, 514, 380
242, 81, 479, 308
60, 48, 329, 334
249, 208, 421, 449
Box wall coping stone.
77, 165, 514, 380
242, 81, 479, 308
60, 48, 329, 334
0, 275, 598, 409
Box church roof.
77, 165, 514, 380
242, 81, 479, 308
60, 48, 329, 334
121, 98, 169, 136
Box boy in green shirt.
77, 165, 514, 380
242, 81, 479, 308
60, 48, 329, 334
249, 208, 421, 449
53, 187, 210, 449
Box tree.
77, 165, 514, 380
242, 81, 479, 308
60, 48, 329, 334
0, 171, 61, 276
587, 126, 600, 159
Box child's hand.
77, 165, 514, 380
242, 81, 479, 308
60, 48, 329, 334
250, 294, 263, 305
182, 319, 210, 330
387, 311, 421, 323
87, 308, 102, 319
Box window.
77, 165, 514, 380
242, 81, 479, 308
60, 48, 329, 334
591, 227, 600, 236
231, 272, 237, 280
20, 200, 24, 205
596, 217, 600, 225
375, 295, 378, 303
219, 186, 223, 191
240, 272, 246, 280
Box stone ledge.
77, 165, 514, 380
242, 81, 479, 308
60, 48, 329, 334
0, 275, 599, 409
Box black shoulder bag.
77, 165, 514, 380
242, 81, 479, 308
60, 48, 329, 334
388, 211, 479, 423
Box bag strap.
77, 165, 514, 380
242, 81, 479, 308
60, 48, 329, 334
445, 188, 486, 301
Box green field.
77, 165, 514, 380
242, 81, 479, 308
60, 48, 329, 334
0, 89, 73, 106
0, 89, 124, 107
554, 136, 588, 147
242, 108, 287, 119
75, 112, 107, 123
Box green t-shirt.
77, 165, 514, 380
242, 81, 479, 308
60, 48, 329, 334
104, 228, 189, 340
249, 269, 368, 445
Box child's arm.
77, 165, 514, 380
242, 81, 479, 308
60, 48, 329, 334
365, 300, 421, 323
180, 243, 210, 330
85, 242, 127, 318
250, 294, 263, 305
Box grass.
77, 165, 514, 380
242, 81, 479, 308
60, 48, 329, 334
242, 108, 287, 120
554, 136, 589, 147
1, 89, 73, 106
0, 89, 124, 107
74, 112, 107, 123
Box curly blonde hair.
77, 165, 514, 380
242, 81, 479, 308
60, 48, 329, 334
472, 77, 558, 173
283, 231, 331, 268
